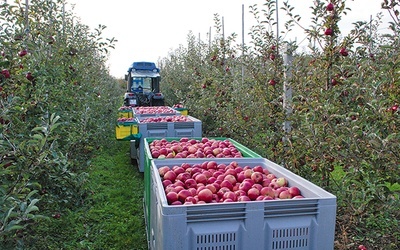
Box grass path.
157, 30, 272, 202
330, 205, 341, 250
81, 140, 148, 249
32, 139, 149, 249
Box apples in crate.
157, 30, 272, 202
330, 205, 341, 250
148, 137, 243, 159
149, 158, 337, 250
158, 160, 304, 205
140, 115, 191, 123
117, 117, 136, 122
134, 106, 177, 115
118, 106, 132, 111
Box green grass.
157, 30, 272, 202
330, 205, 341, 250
29, 139, 148, 250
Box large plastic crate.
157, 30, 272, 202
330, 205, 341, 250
173, 107, 189, 116
136, 116, 202, 172
133, 106, 180, 119
148, 158, 336, 250
115, 120, 139, 140
117, 107, 133, 118
143, 137, 263, 238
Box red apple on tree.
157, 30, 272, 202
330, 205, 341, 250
52, 213, 61, 219
326, 3, 334, 11
269, 53, 276, 61
26, 72, 34, 81
48, 36, 55, 44
1, 69, 10, 79
391, 105, 398, 113
339, 47, 349, 57
18, 49, 28, 57
324, 28, 333, 36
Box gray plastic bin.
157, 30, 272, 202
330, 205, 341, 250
148, 158, 336, 250
136, 116, 202, 172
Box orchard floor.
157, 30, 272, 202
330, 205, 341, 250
30, 140, 149, 250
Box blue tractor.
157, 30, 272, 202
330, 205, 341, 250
124, 61, 165, 106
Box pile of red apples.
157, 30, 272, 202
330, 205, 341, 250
148, 137, 243, 159
158, 160, 304, 206
140, 115, 191, 123
134, 106, 176, 114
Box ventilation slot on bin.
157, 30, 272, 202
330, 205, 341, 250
147, 123, 168, 130
271, 227, 309, 249
264, 216, 313, 250
175, 129, 194, 137
147, 131, 168, 138
186, 204, 247, 223
196, 232, 237, 250
174, 122, 195, 129
189, 220, 243, 250
264, 200, 319, 218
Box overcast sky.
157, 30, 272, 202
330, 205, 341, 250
68, 0, 393, 78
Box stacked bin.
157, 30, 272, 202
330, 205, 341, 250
173, 107, 189, 116
129, 106, 182, 164
115, 106, 135, 140
117, 106, 133, 118
132, 106, 180, 120
148, 158, 337, 250
136, 116, 202, 172
142, 137, 263, 244
115, 118, 139, 140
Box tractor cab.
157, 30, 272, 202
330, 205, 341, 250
124, 61, 165, 106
